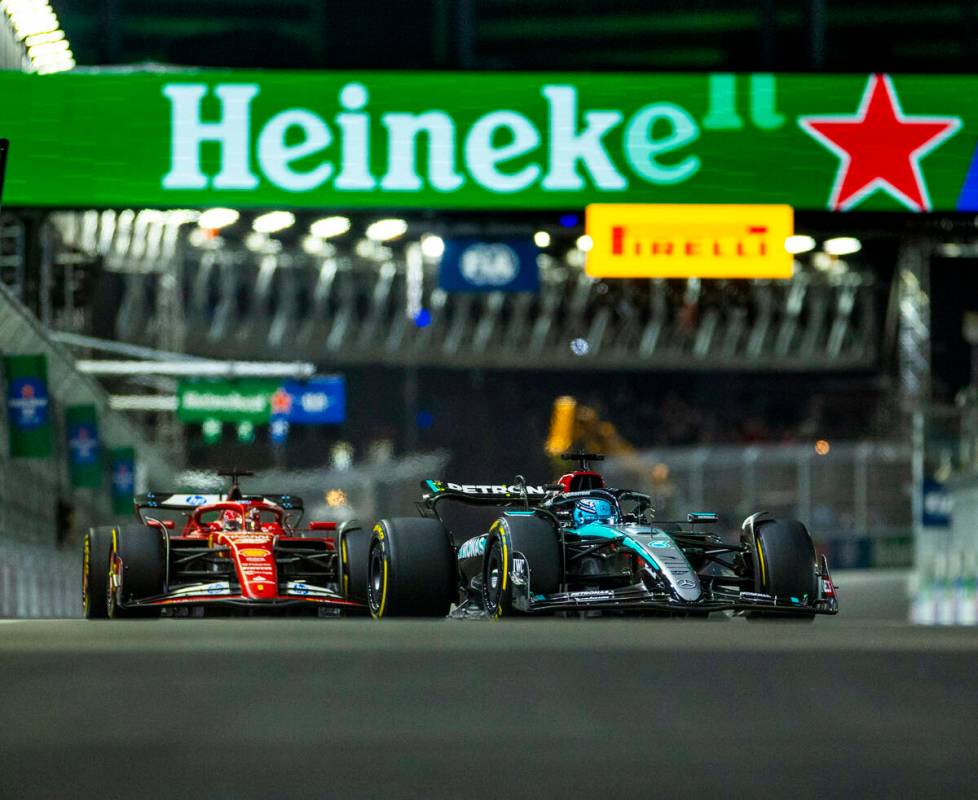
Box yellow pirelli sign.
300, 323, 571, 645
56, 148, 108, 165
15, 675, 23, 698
584, 204, 794, 279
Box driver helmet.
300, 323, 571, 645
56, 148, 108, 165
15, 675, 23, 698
245, 508, 262, 532
222, 509, 242, 531
573, 497, 616, 526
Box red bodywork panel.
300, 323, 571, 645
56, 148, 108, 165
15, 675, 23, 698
556, 470, 605, 493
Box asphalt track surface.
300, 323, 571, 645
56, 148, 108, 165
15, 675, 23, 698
3, 603, 978, 800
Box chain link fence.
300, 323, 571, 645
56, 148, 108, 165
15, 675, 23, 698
605, 441, 912, 568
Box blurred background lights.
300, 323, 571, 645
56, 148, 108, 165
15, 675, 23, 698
244, 231, 268, 252
197, 208, 239, 230
3, 0, 75, 74
252, 210, 295, 234
330, 442, 354, 471
366, 218, 408, 242
309, 216, 351, 239
533, 230, 551, 248
823, 236, 862, 256
576, 234, 593, 252
420, 234, 445, 259
815, 438, 831, 456
325, 488, 348, 507
784, 234, 816, 254
413, 308, 432, 328
570, 337, 589, 356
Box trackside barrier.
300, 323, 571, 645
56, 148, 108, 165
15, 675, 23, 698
0, 539, 79, 618
910, 549, 978, 626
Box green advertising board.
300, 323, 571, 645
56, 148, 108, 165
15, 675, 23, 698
177, 379, 279, 423
2, 70, 978, 212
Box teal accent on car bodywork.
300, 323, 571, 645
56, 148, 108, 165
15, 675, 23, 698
571, 522, 661, 571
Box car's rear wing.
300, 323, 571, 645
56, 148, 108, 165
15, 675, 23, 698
135, 493, 304, 512
420, 479, 551, 507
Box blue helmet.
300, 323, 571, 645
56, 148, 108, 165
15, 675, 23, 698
572, 497, 616, 526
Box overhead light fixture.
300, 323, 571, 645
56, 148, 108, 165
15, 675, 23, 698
4, 0, 76, 74
784, 235, 816, 255
244, 231, 270, 252
811, 252, 833, 272
576, 235, 593, 252
108, 395, 179, 412
534, 231, 551, 248
197, 208, 240, 230
76, 360, 316, 378
309, 216, 351, 239
823, 236, 862, 256
366, 218, 408, 242
252, 211, 295, 234
302, 235, 329, 255
420, 234, 445, 259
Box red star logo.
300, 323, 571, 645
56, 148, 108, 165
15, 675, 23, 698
270, 388, 292, 416
799, 74, 961, 211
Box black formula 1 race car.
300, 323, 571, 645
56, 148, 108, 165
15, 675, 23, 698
83, 469, 365, 618
351, 454, 838, 620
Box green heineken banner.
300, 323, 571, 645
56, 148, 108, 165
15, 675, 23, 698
65, 404, 101, 488
177, 377, 346, 425
3, 354, 53, 458
177, 379, 279, 423
109, 447, 136, 515
3, 70, 978, 211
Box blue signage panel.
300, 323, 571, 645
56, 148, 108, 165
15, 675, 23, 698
270, 377, 345, 424
922, 477, 953, 527
8, 377, 48, 430
439, 239, 539, 292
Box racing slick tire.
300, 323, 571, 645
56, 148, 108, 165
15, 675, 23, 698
83, 527, 113, 619
366, 518, 455, 618
743, 517, 818, 621
482, 514, 560, 619
107, 526, 166, 619
339, 522, 369, 604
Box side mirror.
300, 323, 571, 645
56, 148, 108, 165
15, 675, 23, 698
146, 517, 175, 529
308, 521, 337, 531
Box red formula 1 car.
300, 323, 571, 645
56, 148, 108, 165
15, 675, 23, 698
82, 470, 365, 618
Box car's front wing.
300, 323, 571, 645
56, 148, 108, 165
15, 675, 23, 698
514, 583, 838, 616
120, 580, 363, 610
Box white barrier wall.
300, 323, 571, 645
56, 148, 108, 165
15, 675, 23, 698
910, 473, 978, 625
0, 539, 78, 618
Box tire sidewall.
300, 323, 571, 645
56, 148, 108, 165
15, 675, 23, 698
366, 518, 455, 618
482, 515, 560, 618
108, 526, 166, 618
745, 517, 818, 619
367, 522, 394, 618
483, 530, 510, 619
340, 524, 369, 603
83, 528, 112, 619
